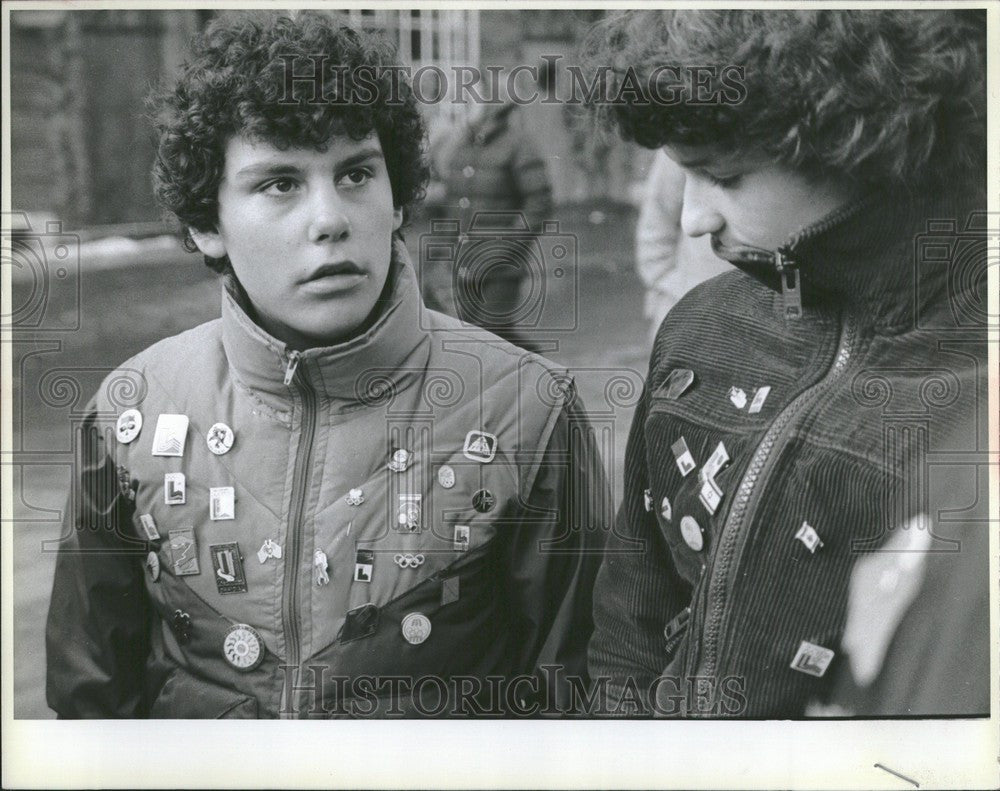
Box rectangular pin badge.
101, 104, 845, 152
795, 521, 824, 553
138, 514, 160, 541
699, 479, 723, 515
151, 414, 189, 457
354, 549, 374, 582
701, 441, 731, 482
453, 524, 470, 552
395, 493, 422, 533
210, 542, 248, 594
671, 437, 696, 477
790, 640, 835, 677
209, 486, 235, 521
164, 472, 186, 505
168, 527, 200, 576
441, 577, 460, 606
749, 386, 771, 414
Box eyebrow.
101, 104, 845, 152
233, 147, 386, 180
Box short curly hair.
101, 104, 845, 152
580, 10, 985, 190
150, 10, 429, 272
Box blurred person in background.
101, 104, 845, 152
581, 8, 988, 717
635, 150, 731, 347
422, 71, 554, 353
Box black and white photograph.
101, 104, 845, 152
2, 2, 997, 788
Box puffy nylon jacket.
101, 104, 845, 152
46, 253, 609, 718
589, 189, 990, 717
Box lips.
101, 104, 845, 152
302, 261, 364, 282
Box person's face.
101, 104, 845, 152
192, 133, 403, 350
663, 144, 855, 252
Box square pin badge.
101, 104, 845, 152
164, 472, 186, 505
209, 487, 235, 521
151, 414, 189, 457
463, 430, 497, 463
790, 640, 835, 677
671, 437, 696, 477
354, 549, 374, 582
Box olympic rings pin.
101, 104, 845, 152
393, 553, 425, 569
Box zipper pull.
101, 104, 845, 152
314, 549, 330, 586
775, 251, 803, 320
283, 350, 301, 386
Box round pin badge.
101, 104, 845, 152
223, 623, 265, 671
472, 489, 495, 513
145, 551, 160, 582
437, 464, 456, 489
679, 515, 704, 552
346, 487, 364, 506
401, 612, 432, 645
206, 423, 235, 455
206, 422, 235, 455
387, 448, 410, 472
660, 496, 673, 522
116, 409, 142, 444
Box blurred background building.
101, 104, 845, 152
10, 8, 649, 233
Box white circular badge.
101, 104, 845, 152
437, 465, 456, 489
388, 448, 410, 472
401, 612, 431, 645
116, 409, 142, 444
206, 422, 235, 455
680, 515, 704, 552
223, 624, 264, 671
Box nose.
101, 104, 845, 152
679, 176, 725, 238
307, 185, 350, 243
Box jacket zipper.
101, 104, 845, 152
280, 350, 317, 718
775, 251, 802, 320
690, 313, 857, 683
682, 198, 870, 683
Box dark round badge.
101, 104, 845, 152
472, 489, 495, 513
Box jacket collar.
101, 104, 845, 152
708, 187, 984, 333
220, 240, 431, 406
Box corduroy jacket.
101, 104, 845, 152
588, 188, 989, 717
46, 248, 609, 718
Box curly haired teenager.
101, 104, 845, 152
45, 11, 608, 718
583, 9, 988, 716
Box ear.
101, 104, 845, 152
392, 207, 404, 232
189, 227, 227, 260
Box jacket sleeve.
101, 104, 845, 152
587, 371, 691, 715
503, 385, 610, 713
45, 403, 152, 718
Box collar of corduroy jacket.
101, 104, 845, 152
219, 238, 432, 407
708, 183, 987, 335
